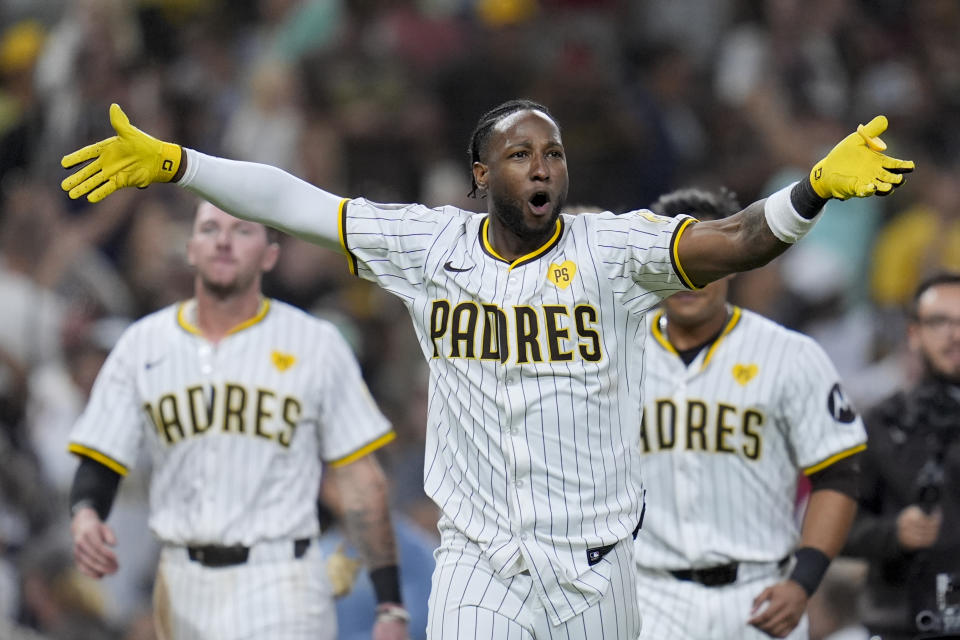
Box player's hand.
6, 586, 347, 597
70, 506, 119, 579
896, 505, 942, 551
809, 115, 914, 200
373, 604, 410, 640
61, 103, 182, 203
748, 580, 808, 638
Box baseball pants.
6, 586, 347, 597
427, 523, 641, 639
635, 562, 809, 640
152, 538, 334, 640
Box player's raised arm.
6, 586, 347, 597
61, 103, 344, 249
675, 115, 914, 288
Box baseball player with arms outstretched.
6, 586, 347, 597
634, 187, 866, 640
61, 100, 911, 639
67, 201, 410, 640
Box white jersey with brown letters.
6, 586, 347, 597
635, 306, 865, 569
69, 298, 393, 546
340, 198, 695, 627
634, 305, 865, 639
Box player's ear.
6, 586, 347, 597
472, 161, 488, 193
261, 241, 280, 273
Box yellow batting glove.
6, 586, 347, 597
326, 544, 361, 598
809, 115, 914, 200
61, 103, 182, 203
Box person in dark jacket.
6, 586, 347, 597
844, 272, 960, 640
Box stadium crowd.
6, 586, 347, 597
0, 0, 957, 638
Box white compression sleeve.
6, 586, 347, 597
179, 148, 343, 248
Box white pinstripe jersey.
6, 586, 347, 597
69, 298, 392, 546
340, 198, 694, 623
635, 306, 866, 569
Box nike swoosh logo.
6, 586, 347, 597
443, 261, 473, 273
145, 357, 166, 370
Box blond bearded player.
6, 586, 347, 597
634, 188, 866, 640
61, 100, 911, 639
67, 202, 409, 640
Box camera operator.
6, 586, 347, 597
844, 272, 960, 640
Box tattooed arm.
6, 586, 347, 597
676, 199, 789, 288
329, 455, 398, 570
326, 455, 409, 639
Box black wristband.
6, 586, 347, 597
369, 566, 402, 605
788, 547, 831, 597
790, 178, 829, 220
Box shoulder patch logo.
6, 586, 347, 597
547, 261, 577, 289
272, 351, 296, 372
732, 363, 758, 385
827, 382, 857, 423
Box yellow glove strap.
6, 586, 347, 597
156, 142, 182, 183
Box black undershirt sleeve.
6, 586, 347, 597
807, 451, 861, 499
69, 457, 122, 520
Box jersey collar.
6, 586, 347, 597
479, 216, 564, 271
177, 297, 271, 337
651, 305, 743, 370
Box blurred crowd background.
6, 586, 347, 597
0, 0, 957, 638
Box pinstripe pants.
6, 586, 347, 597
427, 525, 641, 639
152, 540, 334, 640
635, 566, 809, 640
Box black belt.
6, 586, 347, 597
669, 563, 738, 586
187, 538, 311, 568
669, 556, 789, 588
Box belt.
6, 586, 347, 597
669, 556, 789, 587
187, 538, 311, 568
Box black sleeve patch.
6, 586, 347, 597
827, 382, 857, 423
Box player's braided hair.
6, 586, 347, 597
649, 187, 741, 221
467, 98, 556, 199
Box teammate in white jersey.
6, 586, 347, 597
634, 188, 867, 640
60, 99, 912, 639
67, 202, 410, 640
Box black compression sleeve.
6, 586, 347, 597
69, 457, 122, 520
807, 452, 861, 499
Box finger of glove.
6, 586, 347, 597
67, 166, 110, 199
882, 157, 915, 174
61, 137, 115, 169
876, 167, 907, 185
856, 181, 880, 198
109, 103, 134, 136
857, 116, 889, 150
87, 179, 119, 203
874, 181, 896, 196
61, 158, 104, 193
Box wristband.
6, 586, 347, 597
763, 182, 823, 244
790, 177, 829, 219
69, 498, 96, 519
370, 565, 402, 605
788, 546, 831, 597
375, 603, 410, 624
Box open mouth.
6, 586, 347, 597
529, 192, 551, 214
